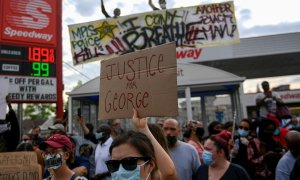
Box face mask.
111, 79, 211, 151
44, 153, 63, 170
111, 161, 150, 180
160, 3, 166, 9
95, 132, 104, 140
273, 128, 280, 136
166, 136, 177, 147
238, 129, 249, 137
202, 150, 214, 166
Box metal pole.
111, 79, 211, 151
185, 86, 193, 121
68, 96, 72, 134
17, 103, 23, 136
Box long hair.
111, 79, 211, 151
110, 130, 159, 179
148, 123, 169, 155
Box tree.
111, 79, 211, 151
24, 103, 56, 121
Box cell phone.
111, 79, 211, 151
77, 108, 81, 117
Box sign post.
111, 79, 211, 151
0, 0, 63, 118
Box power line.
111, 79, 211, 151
63, 62, 91, 80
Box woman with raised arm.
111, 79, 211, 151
105, 109, 177, 180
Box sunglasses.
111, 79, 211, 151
239, 126, 249, 131
106, 157, 150, 173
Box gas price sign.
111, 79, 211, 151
0, 44, 57, 102
0, 44, 56, 77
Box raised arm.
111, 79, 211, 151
148, 0, 160, 10
132, 109, 177, 180
101, 0, 111, 18
77, 116, 90, 135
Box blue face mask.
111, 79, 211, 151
238, 129, 249, 137
273, 128, 280, 136
111, 161, 150, 180
202, 150, 214, 166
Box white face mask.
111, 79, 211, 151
44, 153, 64, 171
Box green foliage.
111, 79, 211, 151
24, 103, 56, 121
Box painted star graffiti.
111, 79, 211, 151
96, 21, 118, 40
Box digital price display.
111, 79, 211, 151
0, 44, 56, 77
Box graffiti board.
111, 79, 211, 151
69, 1, 239, 65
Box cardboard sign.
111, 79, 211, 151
69, 1, 239, 65
0, 152, 42, 180
99, 42, 178, 120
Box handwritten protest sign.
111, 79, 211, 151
99, 42, 178, 120
69, 1, 239, 65
0, 152, 42, 180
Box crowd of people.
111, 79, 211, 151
2, 79, 300, 180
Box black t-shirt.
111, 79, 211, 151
195, 163, 251, 180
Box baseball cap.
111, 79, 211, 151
39, 134, 73, 151
48, 123, 65, 132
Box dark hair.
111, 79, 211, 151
208, 121, 223, 135
109, 131, 158, 179
240, 119, 251, 127
224, 121, 236, 130
148, 123, 169, 154
183, 129, 192, 139
85, 123, 94, 133
209, 130, 231, 159
16, 143, 34, 151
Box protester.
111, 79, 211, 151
275, 130, 300, 180
0, 95, 20, 152
106, 109, 177, 180
195, 130, 250, 180
256, 81, 282, 118
78, 116, 112, 180
224, 121, 237, 133
109, 119, 124, 138
148, 0, 167, 10
247, 118, 284, 179
69, 137, 90, 178
39, 134, 88, 180
182, 120, 204, 162
31, 126, 44, 146
21, 133, 34, 145
231, 119, 252, 174
208, 121, 224, 136
101, 0, 120, 18
49, 122, 66, 135
267, 113, 289, 149
163, 118, 200, 180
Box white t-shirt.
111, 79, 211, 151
95, 137, 113, 179
256, 91, 281, 118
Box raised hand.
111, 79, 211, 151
132, 108, 148, 131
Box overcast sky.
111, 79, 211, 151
62, 0, 300, 95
